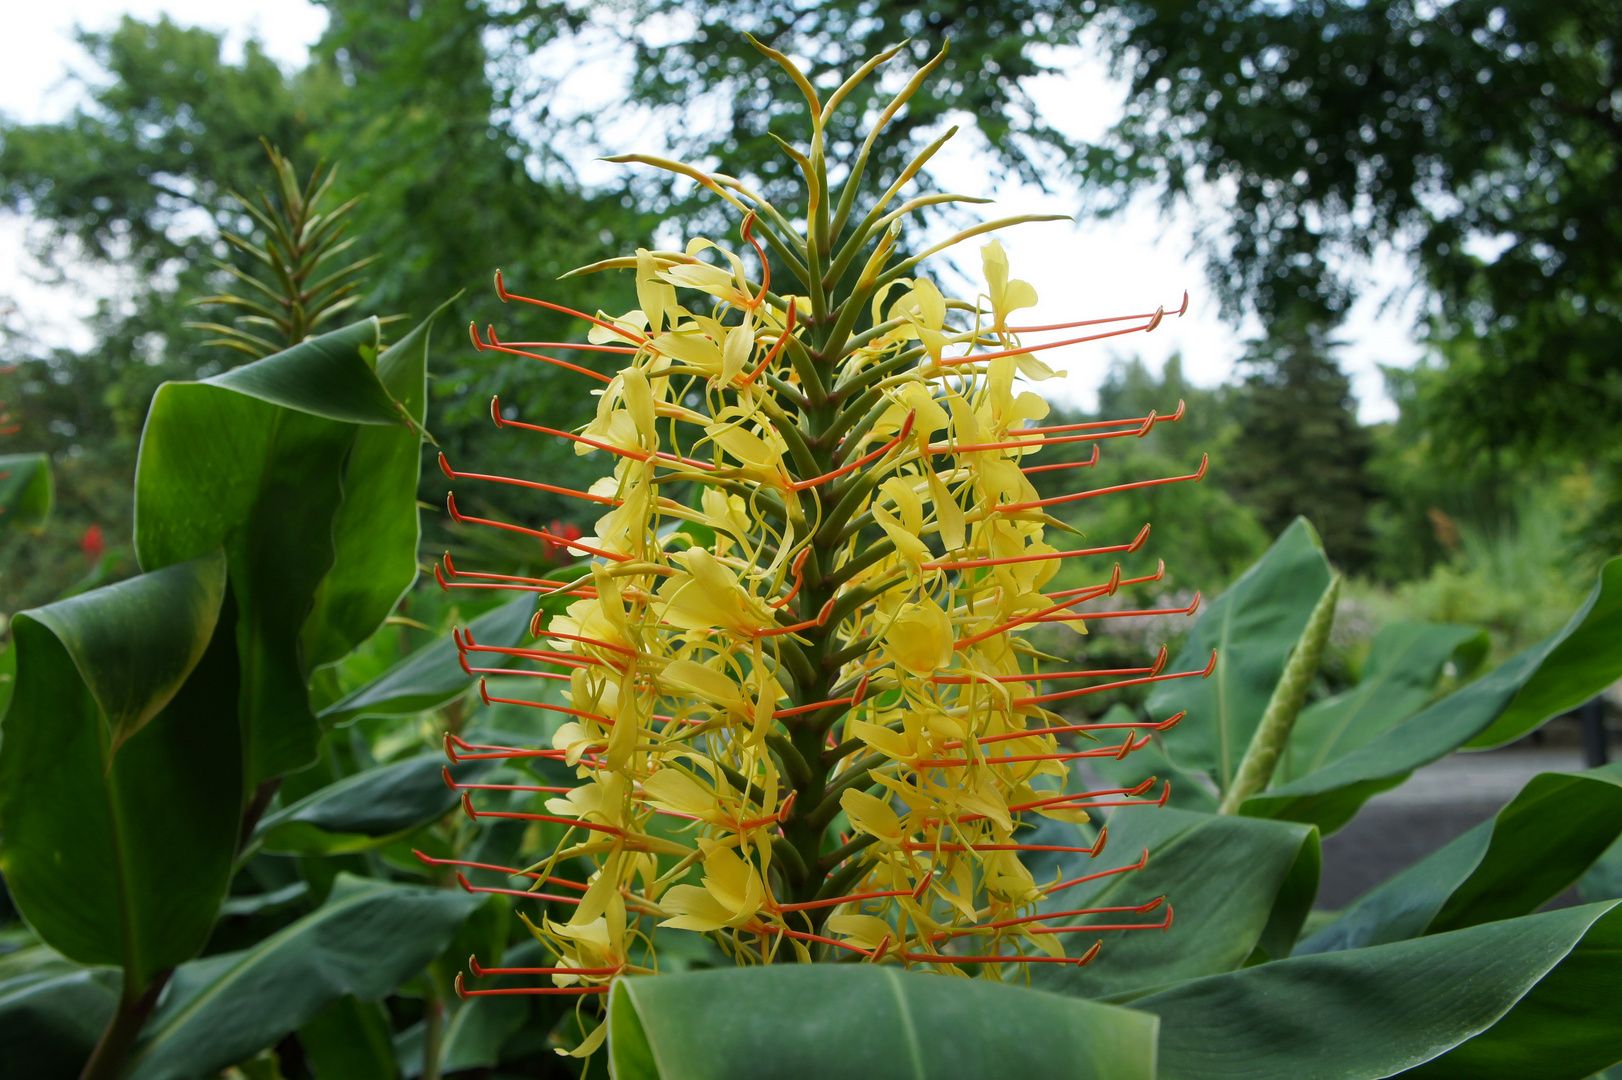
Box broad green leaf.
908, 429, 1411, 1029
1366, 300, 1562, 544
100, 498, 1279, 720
608, 965, 1158, 1080
135, 319, 416, 784
255, 754, 495, 854
205, 318, 398, 425
318, 591, 536, 726
0, 553, 239, 988
0, 959, 119, 1079
300, 995, 398, 1080
1246, 557, 1622, 832
0, 451, 53, 533
1029, 807, 1319, 1000
1139, 901, 1622, 1080
1148, 518, 1331, 792
123, 874, 480, 1080
1467, 556, 1622, 748
1580, 834, 1622, 903
1277, 622, 1486, 784
1298, 763, 1622, 954
302, 301, 451, 668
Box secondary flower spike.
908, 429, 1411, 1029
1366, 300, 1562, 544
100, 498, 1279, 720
426, 40, 1209, 1036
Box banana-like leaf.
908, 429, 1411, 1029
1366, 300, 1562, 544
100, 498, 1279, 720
1148, 518, 1332, 793
255, 754, 494, 854
0, 552, 238, 988
122, 874, 480, 1080
1277, 622, 1487, 784
608, 965, 1159, 1080
319, 591, 535, 726
1139, 901, 1622, 1080
0, 451, 53, 533
1298, 763, 1622, 954
1086, 704, 1222, 813
1029, 807, 1319, 1000
302, 300, 449, 668
300, 995, 399, 1080
1581, 834, 1622, 903
1246, 557, 1622, 831
0, 949, 119, 1080
135, 318, 424, 784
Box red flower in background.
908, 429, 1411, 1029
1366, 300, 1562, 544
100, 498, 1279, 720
80, 524, 105, 564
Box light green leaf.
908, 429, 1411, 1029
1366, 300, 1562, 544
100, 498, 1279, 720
302, 300, 452, 668
1149, 518, 1332, 792
1278, 622, 1486, 784
205, 318, 397, 424
318, 592, 536, 726
1298, 763, 1622, 954
1029, 807, 1319, 1000
0, 553, 239, 988
608, 965, 1158, 1080
123, 874, 480, 1080
1246, 557, 1622, 832
0, 451, 53, 533
255, 754, 494, 854
1139, 901, 1622, 1080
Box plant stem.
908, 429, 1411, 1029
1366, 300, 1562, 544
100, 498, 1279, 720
1218, 574, 1341, 814
422, 979, 444, 1080
78, 969, 172, 1080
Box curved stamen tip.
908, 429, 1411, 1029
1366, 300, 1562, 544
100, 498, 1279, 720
442, 765, 459, 792
1171, 398, 1187, 421
494, 269, 510, 301
1127, 522, 1151, 553
1145, 306, 1165, 332
479, 677, 492, 707
446, 492, 466, 523
1177, 290, 1190, 317
438, 452, 456, 480
1078, 941, 1103, 966
468, 320, 485, 352
490, 395, 505, 429
460, 793, 479, 823
1150, 644, 1169, 676
1202, 649, 1219, 678
469, 954, 487, 978
454, 972, 468, 1000
1184, 592, 1202, 616
1194, 453, 1209, 481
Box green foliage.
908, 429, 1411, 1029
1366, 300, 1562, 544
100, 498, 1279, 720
0, 452, 53, 535
607, 965, 1159, 1080
1138, 901, 1622, 1080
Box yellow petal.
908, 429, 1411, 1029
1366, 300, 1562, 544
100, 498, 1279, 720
885, 599, 955, 675
657, 884, 736, 932
641, 768, 718, 817
842, 788, 904, 842
825, 913, 895, 949
660, 659, 746, 711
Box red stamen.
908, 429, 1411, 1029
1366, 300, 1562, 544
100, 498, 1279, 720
440, 453, 617, 504
462, 792, 624, 835
447, 493, 632, 563
998, 455, 1208, 513
412, 849, 589, 891
899, 943, 1102, 966
491, 399, 717, 472
1011, 652, 1214, 707
769, 548, 811, 609
1020, 445, 1100, 474
1034, 591, 1200, 624
455, 872, 584, 905
1003, 297, 1187, 335
921, 524, 1149, 571
1048, 849, 1150, 894
939, 317, 1163, 368
470, 324, 614, 384
494, 269, 649, 344
1027, 906, 1173, 934
795, 411, 915, 491
739, 302, 797, 386
457, 972, 610, 997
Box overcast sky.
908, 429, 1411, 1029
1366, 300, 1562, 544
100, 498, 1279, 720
1, 1, 1425, 420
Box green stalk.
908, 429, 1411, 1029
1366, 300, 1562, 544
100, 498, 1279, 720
1218, 575, 1341, 814
78, 970, 172, 1080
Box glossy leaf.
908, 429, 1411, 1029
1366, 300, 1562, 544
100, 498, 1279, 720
1148, 518, 1332, 792
1139, 901, 1622, 1080
608, 964, 1158, 1080
0, 451, 53, 533
123, 874, 480, 1080
302, 301, 450, 668
1277, 622, 1486, 784
1298, 763, 1622, 954
0, 552, 239, 988
318, 591, 535, 726
1029, 807, 1319, 1000
1085, 704, 1221, 813
134, 318, 417, 784
1247, 557, 1622, 831
255, 754, 494, 854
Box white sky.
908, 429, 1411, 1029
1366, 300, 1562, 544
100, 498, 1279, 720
1, 1, 1424, 419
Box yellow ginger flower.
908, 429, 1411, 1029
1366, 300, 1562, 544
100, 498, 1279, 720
431, 40, 1213, 1039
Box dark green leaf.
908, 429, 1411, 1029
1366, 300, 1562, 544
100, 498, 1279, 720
123, 874, 480, 1080
1278, 622, 1487, 783
255, 754, 494, 854
1247, 557, 1622, 831
0, 552, 239, 987
0, 958, 119, 1080
1030, 807, 1319, 1000
1148, 518, 1332, 792
1087, 704, 1221, 813
318, 592, 536, 726
1139, 901, 1622, 1080
300, 995, 399, 1080
0, 452, 53, 533
608, 964, 1158, 1080
1299, 763, 1622, 954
